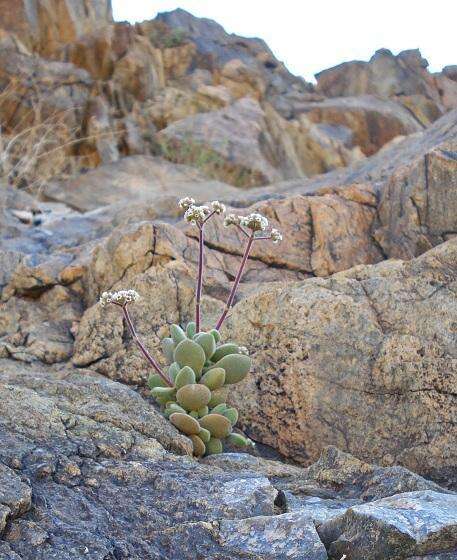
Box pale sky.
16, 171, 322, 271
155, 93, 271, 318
112, 0, 456, 82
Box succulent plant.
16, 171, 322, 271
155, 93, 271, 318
146, 321, 256, 454
99, 197, 282, 456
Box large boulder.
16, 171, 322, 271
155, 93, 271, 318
316, 49, 438, 99
198, 184, 384, 276
0, 359, 278, 558
225, 238, 457, 485
156, 98, 363, 187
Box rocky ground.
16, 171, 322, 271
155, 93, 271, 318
0, 1, 456, 558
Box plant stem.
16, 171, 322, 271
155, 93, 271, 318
195, 224, 204, 332
122, 305, 172, 386
215, 233, 254, 330
195, 210, 217, 331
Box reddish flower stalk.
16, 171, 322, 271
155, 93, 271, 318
215, 232, 254, 330
194, 209, 216, 332
195, 224, 204, 332
122, 305, 172, 386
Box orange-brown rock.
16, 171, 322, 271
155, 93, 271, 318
226, 238, 457, 485
0, 39, 92, 130
296, 95, 423, 155
0, 0, 112, 56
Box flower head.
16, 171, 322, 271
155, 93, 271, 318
211, 200, 226, 215
238, 346, 249, 355
223, 213, 241, 227
270, 228, 283, 244
100, 289, 140, 307
178, 197, 195, 211
184, 205, 210, 225
240, 212, 269, 232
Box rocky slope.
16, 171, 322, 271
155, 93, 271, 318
0, 1, 457, 558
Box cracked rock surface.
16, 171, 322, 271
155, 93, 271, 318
0, 360, 455, 559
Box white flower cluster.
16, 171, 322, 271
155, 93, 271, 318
211, 200, 226, 214
184, 205, 210, 224
224, 211, 283, 243
223, 213, 241, 227
100, 289, 140, 307
240, 213, 269, 232
270, 228, 283, 244
238, 346, 249, 355
179, 198, 226, 225
178, 197, 195, 210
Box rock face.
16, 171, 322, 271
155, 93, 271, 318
0, 0, 113, 55
0, 368, 453, 560
2, 6, 454, 188
225, 238, 457, 486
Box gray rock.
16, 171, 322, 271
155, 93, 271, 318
280, 493, 360, 523
0, 464, 31, 520
219, 512, 328, 559
0, 360, 281, 559
318, 491, 457, 560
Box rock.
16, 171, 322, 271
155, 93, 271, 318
43, 155, 240, 212
205, 447, 451, 507
301, 447, 452, 501
246, 108, 457, 243
434, 73, 457, 112
111, 34, 165, 105
0, 464, 31, 528
315, 48, 453, 111
225, 239, 457, 484
297, 95, 423, 155
156, 98, 284, 187
443, 65, 457, 82
218, 513, 328, 559
318, 491, 457, 560
0, 359, 285, 559
0, 46, 91, 130
156, 8, 312, 102
157, 98, 363, 187
146, 85, 231, 130
198, 184, 383, 276
0, 0, 113, 56
375, 138, 457, 259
